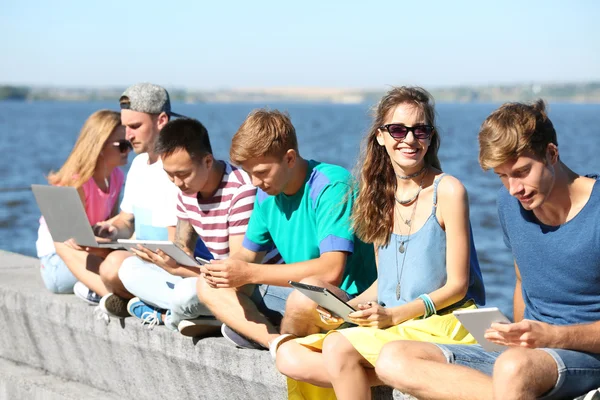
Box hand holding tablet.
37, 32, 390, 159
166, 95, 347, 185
118, 240, 203, 267
453, 307, 511, 352
289, 281, 356, 323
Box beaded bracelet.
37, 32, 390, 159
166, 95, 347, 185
418, 294, 437, 318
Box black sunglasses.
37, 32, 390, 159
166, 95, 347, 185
112, 139, 133, 153
379, 124, 434, 140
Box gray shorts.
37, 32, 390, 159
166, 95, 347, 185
436, 343, 600, 399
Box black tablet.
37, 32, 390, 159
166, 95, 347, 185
289, 281, 356, 323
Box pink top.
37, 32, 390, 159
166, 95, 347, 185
36, 168, 125, 257
81, 168, 125, 225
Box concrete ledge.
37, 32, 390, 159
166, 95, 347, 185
0, 357, 116, 400
0, 251, 399, 399
2, 251, 596, 400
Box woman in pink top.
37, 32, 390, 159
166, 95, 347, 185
36, 110, 130, 301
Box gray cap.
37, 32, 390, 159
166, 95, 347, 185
119, 82, 184, 117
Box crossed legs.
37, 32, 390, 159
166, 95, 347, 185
196, 277, 280, 347
375, 341, 558, 400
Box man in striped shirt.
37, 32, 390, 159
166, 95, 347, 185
117, 118, 279, 337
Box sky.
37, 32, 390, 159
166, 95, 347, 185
1, 0, 599, 90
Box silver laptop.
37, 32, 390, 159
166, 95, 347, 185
31, 184, 124, 249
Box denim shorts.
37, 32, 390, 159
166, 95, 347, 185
250, 284, 294, 326
436, 343, 600, 399
39, 252, 77, 294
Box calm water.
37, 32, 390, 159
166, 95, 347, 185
1, 101, 599, 317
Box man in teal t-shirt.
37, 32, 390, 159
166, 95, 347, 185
243, 159, 374, 297
199, 109, 376, 350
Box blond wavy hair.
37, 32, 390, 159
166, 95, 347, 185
352, 87, 441, 246
478, 99, 557, 170
48, 110, 121, 187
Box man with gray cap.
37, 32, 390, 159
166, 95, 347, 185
94, 83, 182, 319
119, 82, 184, 155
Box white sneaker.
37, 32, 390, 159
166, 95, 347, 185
73, 282, 101, 305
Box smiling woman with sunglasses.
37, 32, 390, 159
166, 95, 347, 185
275, 87, 486, 400
36, 110, 130, 301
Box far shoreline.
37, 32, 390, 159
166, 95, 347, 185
2, 82, 600, 104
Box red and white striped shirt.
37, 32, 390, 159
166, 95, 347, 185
176, 161, 256, 260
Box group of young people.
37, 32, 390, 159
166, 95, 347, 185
35, 82, 600, 399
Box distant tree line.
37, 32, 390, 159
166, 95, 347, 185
0, 86, 30, 100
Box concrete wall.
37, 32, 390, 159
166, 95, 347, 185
0, 251, 400, 399
2, 251, 597, 400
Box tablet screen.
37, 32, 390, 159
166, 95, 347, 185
289, 281, 356, 323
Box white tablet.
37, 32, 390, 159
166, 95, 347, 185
453, 307, 511, 352
117, 240, 200, 267
289, 281, 356, 323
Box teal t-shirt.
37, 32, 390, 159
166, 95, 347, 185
242, 160, 376, 296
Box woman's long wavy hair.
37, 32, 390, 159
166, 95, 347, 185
47, 110, 121, 188
351, 87, 441, 247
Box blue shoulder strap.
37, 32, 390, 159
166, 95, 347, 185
431, 173, 447, 214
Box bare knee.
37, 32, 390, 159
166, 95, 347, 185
276, 341, 310, 380
493, 348, 536, 384
376, 341, 443, 389
285, 289, 317, 317
99, 251, 130, 283
493, 348, 557, 397
376, 342, 412, 386
322, 333, 361, 377
280, 291, 320, 336
98, 255, 119, 284
282, 277, 343, 336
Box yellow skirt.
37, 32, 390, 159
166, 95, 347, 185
287, 301, 478, 400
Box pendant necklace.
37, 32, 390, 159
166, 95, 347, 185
398, 207, 414, 228
395, 169, 427, 225
395, 198, 419, 300
394, 168, 427, 300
